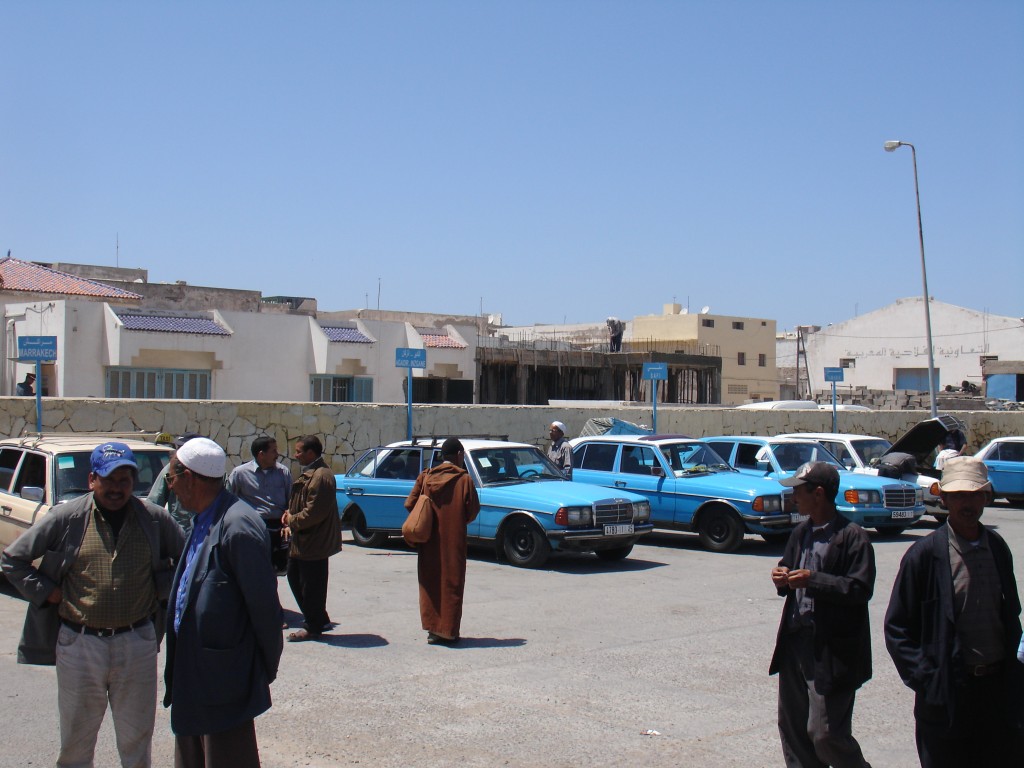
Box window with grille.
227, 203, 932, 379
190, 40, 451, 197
106, 368, 210, 399
310, 376, 374, 403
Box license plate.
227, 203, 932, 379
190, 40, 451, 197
892, 510, 916, 519
790, 513, 808, 523
604, 524, 634, 536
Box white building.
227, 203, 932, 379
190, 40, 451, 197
803, 297, 1024, 396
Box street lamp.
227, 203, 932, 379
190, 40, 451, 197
884, 140, 938, 417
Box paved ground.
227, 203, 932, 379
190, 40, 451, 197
1, 505, 1021, 768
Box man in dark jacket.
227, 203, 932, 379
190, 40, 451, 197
282, 434, 341, 642
1, 442, 184, 768
770, 461, 875, 768
885, 456, 1023, 767
163, 437, 283, 768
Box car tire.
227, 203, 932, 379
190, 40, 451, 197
697, 507, 744, 553
594, 544, 634, 561
348, 508, 389, 548
501, 519, 551, 568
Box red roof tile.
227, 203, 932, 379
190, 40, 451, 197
0, 257, 142, 300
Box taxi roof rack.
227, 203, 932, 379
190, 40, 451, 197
409, 434, 509, 447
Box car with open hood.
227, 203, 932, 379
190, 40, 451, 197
702, 435, 925, 533
973, 436, 1024, 506
0, 434, 173, 550
780, 414, 967, 520
567, 434, 797, 552
336, 437, 653, 568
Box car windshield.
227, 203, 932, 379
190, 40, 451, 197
469, 446, 566, 486
765, 442, 844, 472
660, 442, 733, 475
54, 449, 169, 503
849, 438, 892, 465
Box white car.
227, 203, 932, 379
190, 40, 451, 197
781, 415, 966, 520
0, 434, 172, 550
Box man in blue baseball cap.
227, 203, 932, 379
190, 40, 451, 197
1, 441, 185, 768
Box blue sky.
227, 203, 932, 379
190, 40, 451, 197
2, 1, 1021, 332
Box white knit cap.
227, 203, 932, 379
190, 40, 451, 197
175, 437, 226, 478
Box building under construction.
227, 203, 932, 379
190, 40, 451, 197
477, 336, 722, 405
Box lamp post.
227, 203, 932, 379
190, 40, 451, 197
884, 140, 938, 417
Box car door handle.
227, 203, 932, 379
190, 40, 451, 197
347, 488, 364, 496
1, 505, 12, 514
614, 481, 627, 488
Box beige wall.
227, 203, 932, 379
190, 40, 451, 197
2, 398, 1019, 475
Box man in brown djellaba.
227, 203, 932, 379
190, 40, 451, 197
404, 438, 480, 646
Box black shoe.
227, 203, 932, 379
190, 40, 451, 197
427, 632, 459, 646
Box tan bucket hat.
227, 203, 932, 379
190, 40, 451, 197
938, 456, 992, 492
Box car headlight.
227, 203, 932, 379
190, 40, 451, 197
633, 500, 651, 522
754, 495, 783, 514
844, 489, 881, 505
555, 506, 593, 526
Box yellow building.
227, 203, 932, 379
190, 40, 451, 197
631, 304, 779, 405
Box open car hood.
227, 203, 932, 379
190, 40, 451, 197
886, 415, 966, 461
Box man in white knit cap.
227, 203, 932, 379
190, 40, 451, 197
162, 437, 283, 768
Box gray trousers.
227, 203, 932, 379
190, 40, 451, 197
55, 621, 158, 768
776, 632, 871, 768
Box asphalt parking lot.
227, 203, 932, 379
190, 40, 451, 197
1, 505, 1022, 768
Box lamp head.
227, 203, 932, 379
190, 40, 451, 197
884, 140, 903, 152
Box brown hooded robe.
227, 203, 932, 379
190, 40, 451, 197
404, 462, 480, 638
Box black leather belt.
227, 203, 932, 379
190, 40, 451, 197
61, 617, 151, 638
966, 662, 1001, 677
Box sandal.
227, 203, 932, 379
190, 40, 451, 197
287, 629, 320, 643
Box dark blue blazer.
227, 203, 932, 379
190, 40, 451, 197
163, 491, 283, 736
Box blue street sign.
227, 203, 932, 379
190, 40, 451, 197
642, 362, 668, 381
18, 336, 58, 362
395, 348, 427, 369
823, 367, 844, 383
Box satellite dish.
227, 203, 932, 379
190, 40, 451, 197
680, 307, 688, 314
700, 306, 711, 314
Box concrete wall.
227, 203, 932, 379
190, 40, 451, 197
3, 398, 1021, 475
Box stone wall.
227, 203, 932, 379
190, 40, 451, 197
3, 398, 1022, 474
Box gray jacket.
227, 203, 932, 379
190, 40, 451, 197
0, 493, 186, 665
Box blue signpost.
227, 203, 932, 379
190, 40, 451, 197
823, 366, 844, 432
396, 348, 427, 440
642, 362, 668, 433
18, 336, 58, 433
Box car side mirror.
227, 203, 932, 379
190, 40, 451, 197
21, 486, 44, 502
651, 466, 665, 478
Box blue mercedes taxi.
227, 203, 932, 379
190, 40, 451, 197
336, 437, 653, 568
703, 435, 925, 532
568, 435, 797, 552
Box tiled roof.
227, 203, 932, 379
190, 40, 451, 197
115, 313, 231, 336
321, 326, 373, 344
0, 257, 142, 299
420, 332, 466, 349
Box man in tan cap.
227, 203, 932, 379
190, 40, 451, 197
885, 456, 1023, 767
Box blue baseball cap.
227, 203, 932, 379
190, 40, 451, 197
90, 442, 139, 477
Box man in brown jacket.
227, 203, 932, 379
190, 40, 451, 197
404, 438, 480, 645
282, 435, 341, 642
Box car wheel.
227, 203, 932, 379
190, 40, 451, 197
348, 508, 388, 548
873, 525, 907, 537
501, 519, 551, 568
594, 544, 634, 561
697, 507, 744, 553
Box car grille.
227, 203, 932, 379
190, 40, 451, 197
884, 486, 917, 509
594, 500, 635, 524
